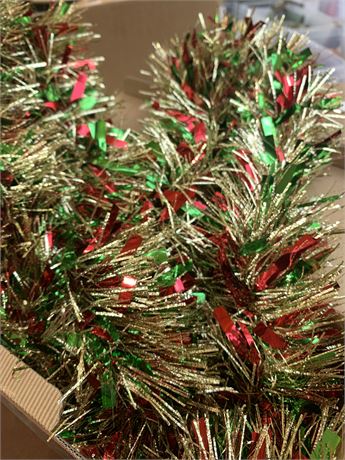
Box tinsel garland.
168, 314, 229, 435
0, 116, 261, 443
0, 1, 344, 459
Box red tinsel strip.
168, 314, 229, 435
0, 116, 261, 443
255, 235, 319, 291
70, 72, 87, 102
191, 418, 209, 460
254, 322, 288, 350
218, 247, 253, 308
213, 306, 243, 348
120, 235, 143, 254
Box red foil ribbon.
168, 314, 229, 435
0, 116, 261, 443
244, 17, 265, 37
45, 230, 53, 250
33, 25, 49, 53
83, 205, 120, 254
213, 307, 260, 364
235, 150, 259, 189
177, 141, 194, 162
77, 124, 90, 137
218, 247, 253, 308
254, 322, 288, 350
71, 59, 96, 71
119, 275, 137, 303
213, 306, 242, 347
238, 321, 255, 347
140, 199, 153, 212
171, 56, 180, 69
160, 189, 195, 221
40, 267, 54, 288
78, 311, 95, 330
89, 165, 117, 194
166, 109, 207, 145
167, 110, 196, 131
181, 82, 195, 101
255, 235, 319, 291
193, 200, 206, 211
44, 101, 58, 111
103, 432, 122, 460
62, 44, 72, 65
193, 122, 207, 144
275, 67, 308, 110
121, 275, 137, 288
106, 136, 128, 149
191, 418, 209, 460
54, 22, 79, 36
27, 314, 45, 336
79, 446, 100, 459
120, 234, 143, 254
97, 275, 121, 289
118, 236, 142, 302
211, 192, 228, 211
174, 278, 185, 293
70, 72, 87, 102
249, 432, 267, 460
164, 189, 195, 210
91, 326, 112, 342
275, 147, 285, 162
77, 125, 127, 149
292, 452, 308, 460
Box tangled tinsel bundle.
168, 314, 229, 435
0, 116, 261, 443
1, 1, 344, 459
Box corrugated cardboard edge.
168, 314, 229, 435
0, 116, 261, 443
0, 345, 83, 459
0, 345, 61, 432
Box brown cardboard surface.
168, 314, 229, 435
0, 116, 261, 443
332, 82, 345, 169
0, 346, 62, 433
1, 398, 71, 460
0, 345, 75, 459
80, 0, 219, 96
306, 165, 345, 302
112, 92, 148, 131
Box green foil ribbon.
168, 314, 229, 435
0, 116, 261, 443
182, 202, 204, 218
94, 156, 141, 175
96, 120, 107, 152
157, 260, 192, 287
240, 237, 268, 256
281, 260, 313, 285
160, 118, 194, 143
146, 248, 168, 264
276, 164, 304, 194
310, 429, 340, 460
193, 292, 206, 304
88, 120, 107, 152
316, 97, 342, 110
45, 84, 60, 102
79, 93, 97, 110
291, 47, 312, 70
261, 116, 276, 138
109, 127, 126, 139
101, 371, 117, 409
267, 52, 281, 71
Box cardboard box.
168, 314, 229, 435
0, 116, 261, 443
0, 345, 74, 459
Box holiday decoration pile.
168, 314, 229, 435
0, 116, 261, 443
0, 1, 344, 459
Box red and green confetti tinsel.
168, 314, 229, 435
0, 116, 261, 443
1, 1, 344, 459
